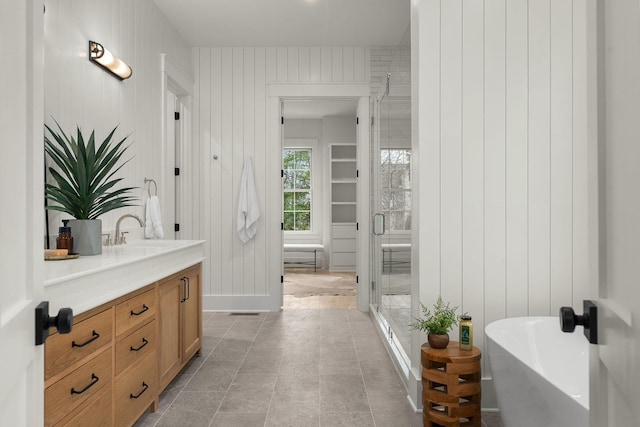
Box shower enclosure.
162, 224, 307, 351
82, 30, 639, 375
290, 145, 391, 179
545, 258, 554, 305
370, 72, 412, 364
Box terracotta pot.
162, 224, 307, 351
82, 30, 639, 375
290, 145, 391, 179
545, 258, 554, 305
427, 333, 449, 349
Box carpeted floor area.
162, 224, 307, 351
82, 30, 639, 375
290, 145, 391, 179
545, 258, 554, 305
283, 269, 356, 297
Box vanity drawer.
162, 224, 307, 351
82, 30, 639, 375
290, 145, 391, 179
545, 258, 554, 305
115, 352, 157, 427
115, 288, 156, 336
115, 320, 157, 376
45, 348, 112, 427
59, 385, 113, 427
46, 308, 113, 380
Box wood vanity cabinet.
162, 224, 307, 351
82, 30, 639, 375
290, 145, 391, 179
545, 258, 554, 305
44, 263, 202, 427
158, 264, 202, 391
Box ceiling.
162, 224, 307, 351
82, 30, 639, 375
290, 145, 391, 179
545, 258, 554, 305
152, 0, 410, 47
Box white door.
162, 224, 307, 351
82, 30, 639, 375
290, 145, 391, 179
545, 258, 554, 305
0, 1, 45, 425
166, 89, 177, 239
589, 0, 640, 425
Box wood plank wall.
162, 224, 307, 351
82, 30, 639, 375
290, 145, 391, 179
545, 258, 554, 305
194, 47, 370, 306
415, 0, 590, 379
43, 0, 192, 241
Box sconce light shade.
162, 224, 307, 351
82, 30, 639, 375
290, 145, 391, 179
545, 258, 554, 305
88, 41, 132, 80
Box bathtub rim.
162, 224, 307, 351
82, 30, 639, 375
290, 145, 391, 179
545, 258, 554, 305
485, 316, 589, 411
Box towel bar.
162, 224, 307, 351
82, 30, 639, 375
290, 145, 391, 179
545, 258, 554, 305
144, 178, 158, 197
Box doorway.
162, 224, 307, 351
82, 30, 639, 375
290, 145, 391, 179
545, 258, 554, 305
281, 98, 359, 309
161, 55, 194, 241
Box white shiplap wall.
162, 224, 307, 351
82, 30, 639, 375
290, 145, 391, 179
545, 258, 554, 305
44, 0, 192, 239
412, 0, 590, 407
194, 47, 370, 309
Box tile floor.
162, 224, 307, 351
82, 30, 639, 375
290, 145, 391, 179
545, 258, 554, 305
135, 308, 504, 427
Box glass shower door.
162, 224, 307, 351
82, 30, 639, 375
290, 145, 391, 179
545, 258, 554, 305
370, 74, 412, 364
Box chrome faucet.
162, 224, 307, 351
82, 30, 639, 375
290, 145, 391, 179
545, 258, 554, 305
114, 214, 145, 245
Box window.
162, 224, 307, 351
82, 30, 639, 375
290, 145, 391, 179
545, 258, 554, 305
283, 149, 312, 231
381, 149, 411, 231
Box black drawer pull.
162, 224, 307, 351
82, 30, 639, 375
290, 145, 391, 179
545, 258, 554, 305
180, 278, 187, 303
130, 382, 148, 399
130, 304, 149, 316
71, 330, 100, 348
70, 373, 99, 395
130, 337, 149, 352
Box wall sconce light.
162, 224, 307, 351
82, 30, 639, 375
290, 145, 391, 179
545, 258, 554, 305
88, 41, 132, 80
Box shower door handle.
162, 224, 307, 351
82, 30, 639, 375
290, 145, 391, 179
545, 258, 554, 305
373, 214, 385, 235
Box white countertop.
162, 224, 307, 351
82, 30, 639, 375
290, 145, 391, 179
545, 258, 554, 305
44, 240, 205, 315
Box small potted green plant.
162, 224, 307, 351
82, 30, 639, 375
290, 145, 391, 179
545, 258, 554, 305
410, 296, 460, 349
45, 121, 137, 255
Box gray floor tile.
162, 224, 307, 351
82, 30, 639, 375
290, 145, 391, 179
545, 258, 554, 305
359, 359, 407, 393
218, 380, 275, 413
156, 391, 225, 427
482, 411, 505, 427
184, 359, 243, 392
135, 309, 427, 427
210, 412, 267, 427
319, 354, 361, 376
265, 390, 320, 426
209, 338, 253, 361
134, 412, 162, 427
366, 390, 413, 413
320, 412, 375, 427
184, 366, 237, 392
319, 374, 370, 413
238, 354, 282, 375
269, 389, 320, 413
232, 373, 278, 386
279, 353, 320, 376
158, 374, 193, 412
265, 410, 319, 427
371, 408, 423, 427
180, 354, 206, 375
275, 374, 320, 393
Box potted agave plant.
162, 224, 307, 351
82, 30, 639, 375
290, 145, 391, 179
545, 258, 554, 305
44, 121, 137, 255
410, 296, 461, 349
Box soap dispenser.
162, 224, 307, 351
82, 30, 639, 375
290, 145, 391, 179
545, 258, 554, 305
56, 220, 74, 254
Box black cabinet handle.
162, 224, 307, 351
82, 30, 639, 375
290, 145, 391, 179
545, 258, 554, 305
130, 382, 149, 399
185, 277, 190, 301
72, 330, 100, 348
180, 278, 187, 303
130, 337, 149, 352
70, 373, 99, 395
130, 304, 149, 316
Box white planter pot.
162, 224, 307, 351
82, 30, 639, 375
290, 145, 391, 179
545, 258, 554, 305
68, 219, 102, 255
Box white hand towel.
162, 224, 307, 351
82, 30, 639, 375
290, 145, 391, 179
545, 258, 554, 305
144, 198, 155, 238
149, 195, 164, 239
237, 156, 260, 243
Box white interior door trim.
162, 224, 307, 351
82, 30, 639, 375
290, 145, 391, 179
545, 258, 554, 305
161, 54, 195, 240
269, 83, 370, 311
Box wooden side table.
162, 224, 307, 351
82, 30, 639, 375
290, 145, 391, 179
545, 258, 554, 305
421, 342, 481, 427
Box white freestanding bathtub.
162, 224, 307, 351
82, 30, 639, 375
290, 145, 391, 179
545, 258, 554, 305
485, 317, 589, 427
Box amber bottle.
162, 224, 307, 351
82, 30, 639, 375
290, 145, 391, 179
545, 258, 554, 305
56, 220, 74, 254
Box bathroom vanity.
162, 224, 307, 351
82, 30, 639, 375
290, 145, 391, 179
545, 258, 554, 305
43, 240, 205, 427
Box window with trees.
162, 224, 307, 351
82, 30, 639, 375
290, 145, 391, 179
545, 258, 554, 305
283, 149, 312, 231
381, 148, 411, 231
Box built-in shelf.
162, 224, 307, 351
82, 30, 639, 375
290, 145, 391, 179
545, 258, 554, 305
330, 144, 356, 271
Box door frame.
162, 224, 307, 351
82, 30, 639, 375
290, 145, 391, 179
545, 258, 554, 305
161, 54, 195, 240
268, 83, 370, 311
0, 0, 45, 424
